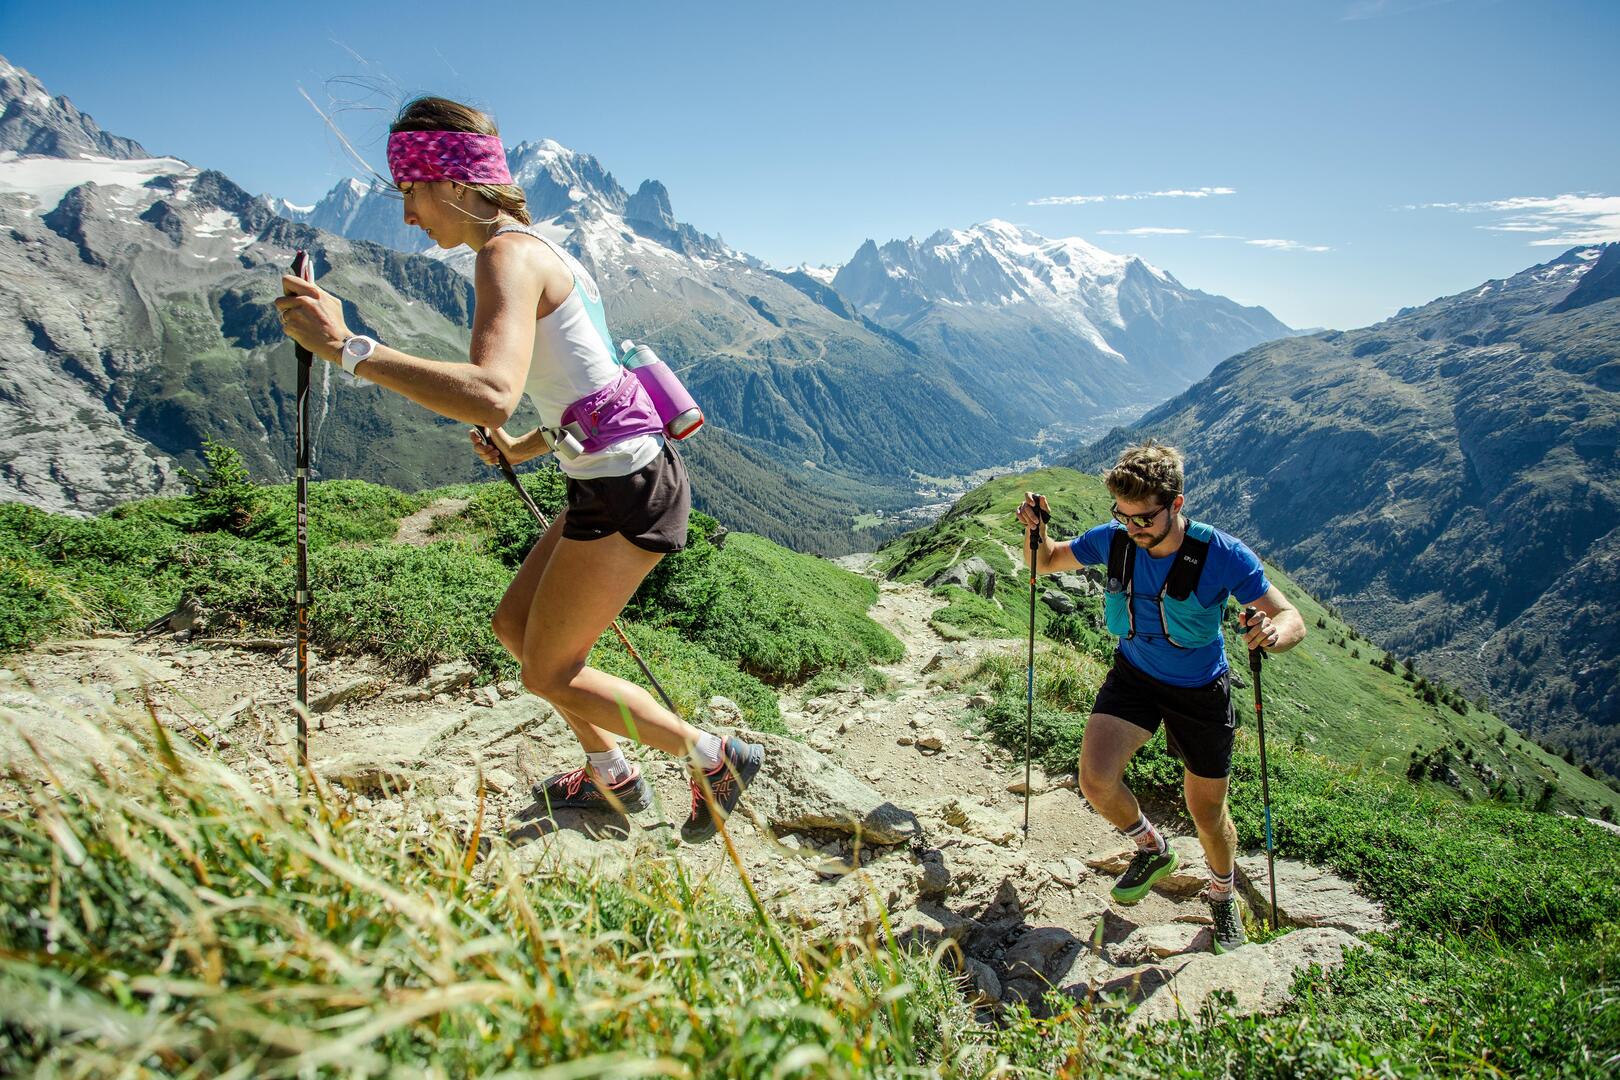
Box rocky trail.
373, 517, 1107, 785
1, 566, 1389, 1026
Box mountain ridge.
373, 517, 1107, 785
1067, 244, 1620, 776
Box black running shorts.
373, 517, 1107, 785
561, 442, 690, 553
1092, 650, 1237, 779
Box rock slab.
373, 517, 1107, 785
1236, 854, 1393, 935
1127, 927, 1363, 1029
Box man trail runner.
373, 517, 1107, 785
275, 96, 762, 842
1016, 441, 1304, 951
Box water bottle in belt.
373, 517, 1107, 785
621, 340, 704, 440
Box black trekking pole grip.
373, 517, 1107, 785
1244, 604, 1278, 930
478, 427, 683, 721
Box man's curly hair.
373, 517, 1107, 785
1103, 440, 1184, 506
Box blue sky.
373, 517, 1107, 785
4, 0, 1616, 329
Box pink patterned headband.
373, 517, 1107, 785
387, 130, 513, 185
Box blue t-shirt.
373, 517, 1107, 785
1069, 521, 1270, 687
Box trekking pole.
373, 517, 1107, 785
1023, 493, 1050, 841
480, 429, 681, 719
1243, 605, 1279, 931
289, 250, 314, 771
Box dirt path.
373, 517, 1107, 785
780, 576, 1226, 950
393, 497, 470, 546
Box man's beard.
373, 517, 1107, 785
1135, 514, 1176, 549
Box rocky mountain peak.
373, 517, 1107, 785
626, 179, 676, 231
1551, 244, 1618, 313
507, 138, 627, 218
0, 53, 149, 160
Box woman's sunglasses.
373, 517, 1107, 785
1110, 502, 1169, 529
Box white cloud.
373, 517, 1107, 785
1413, 192, 1620, 247
1097, 227, 1192, 236
1245, 238, 1333, 252
1193, 232, 1331, 252
1029, 186, 1235, 207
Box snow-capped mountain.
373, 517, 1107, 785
1, 51, 1298, 547
0, 55, 1019, 535
833, 220, 1295, 428
261, 176, 418, 253
0, 55, 147, 159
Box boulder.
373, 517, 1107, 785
1002, 925, 1084, 1005
704, 696, 745, 726
938, 796, 1019, 845
1109, 923, 1213, 964
770, 850, 925, 938
423, 660, 477, 695
1006, 768, 1052, 796
1127, 927, 1363, 1029
1054, 572, 1097, 596
1041, 589, 1078, 615
926, 556, 998, 598
317, 753, 420, 795
1235, 855, 1393, 936
962, 957, 1001, 1005
738, 731, 921, 845
310, 675, 386, 714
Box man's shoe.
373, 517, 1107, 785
529, 765, 651, 815
682, 737, 765, 843
1211, 894, 1248, 953
1110, 846, 1180, 904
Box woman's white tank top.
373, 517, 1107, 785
490, 224, 660, 479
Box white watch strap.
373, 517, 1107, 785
341, 336, 374, 379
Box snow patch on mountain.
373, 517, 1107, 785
0, 152, 194, 214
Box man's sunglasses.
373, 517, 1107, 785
1110, 502, 1169, 529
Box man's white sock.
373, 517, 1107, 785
1124, 813, 1168, 855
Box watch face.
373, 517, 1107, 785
345, 336, 374, 360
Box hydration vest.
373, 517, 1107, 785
1103, 520, 1227, 649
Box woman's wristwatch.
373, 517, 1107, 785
340, 334, 378, 379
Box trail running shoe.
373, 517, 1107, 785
682, 737, 765, 843
1110, 846, 1180, 904
530, 765, 651, 815
1211, 894, 1248, 953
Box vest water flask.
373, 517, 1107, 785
620, 341, 704, 440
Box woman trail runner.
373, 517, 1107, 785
274, 96, 763, 842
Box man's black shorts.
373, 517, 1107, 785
1092, 651, 1236, 779
562, 442, 690, 553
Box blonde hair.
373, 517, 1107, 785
1104, 440, 1184, 505
391, 96, 531, 226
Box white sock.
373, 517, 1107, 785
1124, 813, 1168, 854
586, 746, 633, 786
692, 731, 724, 772
1209, 866, 1236, 899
